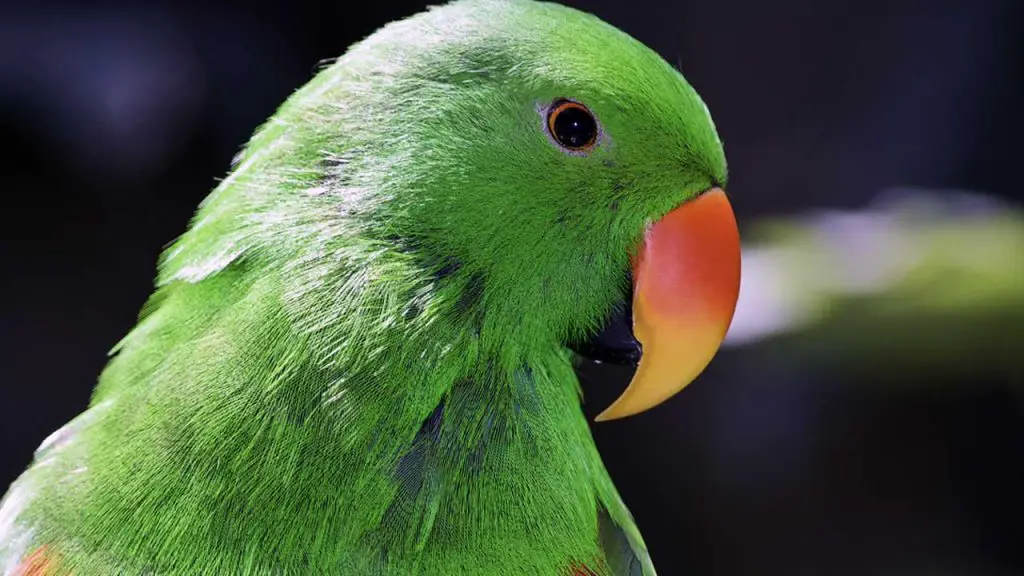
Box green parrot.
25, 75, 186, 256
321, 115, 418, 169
0, 0, 740, 574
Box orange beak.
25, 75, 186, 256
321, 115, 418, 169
595, 188, 741, 422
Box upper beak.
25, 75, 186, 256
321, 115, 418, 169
571, 188, 741, 422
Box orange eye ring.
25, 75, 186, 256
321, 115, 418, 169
546, 99, 598, 152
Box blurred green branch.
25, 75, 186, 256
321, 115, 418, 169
725, 189, 1024, 386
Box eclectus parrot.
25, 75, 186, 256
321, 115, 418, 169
0, 0, 740, 574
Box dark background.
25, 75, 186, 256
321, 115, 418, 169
2, 0, 1023, 574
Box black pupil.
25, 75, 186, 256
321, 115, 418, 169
552, 104, 596, 149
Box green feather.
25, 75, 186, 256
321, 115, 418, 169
1, 0, 724, 574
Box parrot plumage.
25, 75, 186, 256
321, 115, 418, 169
0, 0, 739, 574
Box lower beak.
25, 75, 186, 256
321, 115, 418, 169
594, 188, 741, 422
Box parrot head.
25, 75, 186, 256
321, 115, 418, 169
169, 0, 741, 422
339, 0, 740, 421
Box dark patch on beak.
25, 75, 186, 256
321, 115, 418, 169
567, 271, 641, 366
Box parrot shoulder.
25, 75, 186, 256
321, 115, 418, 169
0, 400, 115, 576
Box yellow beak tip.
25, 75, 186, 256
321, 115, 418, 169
593, 187, 741, 423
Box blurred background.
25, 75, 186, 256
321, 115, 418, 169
2, 0, 1023, 574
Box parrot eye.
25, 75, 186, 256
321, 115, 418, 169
546, 99, 598, 153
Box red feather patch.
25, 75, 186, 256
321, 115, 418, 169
14, 546, 65, 576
